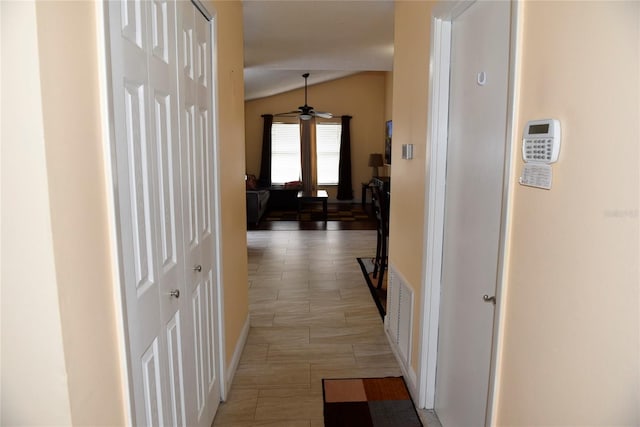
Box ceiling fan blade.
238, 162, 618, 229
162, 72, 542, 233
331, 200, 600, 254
274, 110, 301, 116
313, 111, 333, 119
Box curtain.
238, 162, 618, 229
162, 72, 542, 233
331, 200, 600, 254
258, 114, 273, 187
300, 117, 317, 193
337, 115, 353, 200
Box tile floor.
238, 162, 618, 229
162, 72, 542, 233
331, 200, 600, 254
212, 230, 441, 427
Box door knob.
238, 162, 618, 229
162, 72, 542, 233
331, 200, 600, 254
169, 289, 180, 298
193, 265, 202, 272
482, 294, 496, 305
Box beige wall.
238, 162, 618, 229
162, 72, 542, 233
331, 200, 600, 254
35, 2, 127, 424
389, 1, 433, 371
209, 0, 250, 365
392, 1, 639, 422
496, 2, 639, 424
1, 0, 248, 423
1, 2, 74, 424
384, 71, 394, 121
245, 72, 387, 199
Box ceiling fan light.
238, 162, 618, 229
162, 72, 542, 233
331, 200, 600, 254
300, 113, 312, 120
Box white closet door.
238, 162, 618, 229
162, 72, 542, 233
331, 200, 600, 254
146, 1, 189, 426
177, 2, 221, 425
107, 1, 219, 426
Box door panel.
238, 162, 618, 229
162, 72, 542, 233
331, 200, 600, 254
177, 2, 220, 425
146, 2, 188, 426
154, 92, 178, 271
185, 104, 198, 248
205, 270, 216, 388
191, 284, 206, 414
110, 1, 165, 423
151, 0, 170, 63
121, 0, 144, 49
194, 10, 220, 418
434, 2, 511, 426
141, 338, 164, 426
166, 313, 186, 427
123, 81, 155, 295
177, 8, 201, 426
198, 107, 211, 238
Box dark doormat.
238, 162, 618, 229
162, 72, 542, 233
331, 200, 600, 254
323, 377, 423, 427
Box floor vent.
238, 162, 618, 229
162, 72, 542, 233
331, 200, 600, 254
385, 265, 413, 368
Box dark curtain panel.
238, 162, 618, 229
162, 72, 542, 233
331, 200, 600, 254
258, 114, 273, 187
337, 115, 354, 200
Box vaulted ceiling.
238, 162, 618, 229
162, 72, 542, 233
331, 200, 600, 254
242, 0, 395, 100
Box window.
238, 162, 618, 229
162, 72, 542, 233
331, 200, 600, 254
316, 122, 341, 185
271, 123, 301, 184
271, 121, 342, 185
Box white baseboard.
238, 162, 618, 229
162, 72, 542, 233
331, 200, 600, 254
224, 314, 250, 398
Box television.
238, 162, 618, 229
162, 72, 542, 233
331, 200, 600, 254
384, 120, 392, 164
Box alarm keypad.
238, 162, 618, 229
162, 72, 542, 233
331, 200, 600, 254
524, 138, 553, 161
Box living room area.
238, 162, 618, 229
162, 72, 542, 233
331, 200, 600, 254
234, 70, 412, 427
244, 71, 393, 230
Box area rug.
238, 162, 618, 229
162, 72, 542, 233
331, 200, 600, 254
265, 203, 374, 223
323, 377, 423, 427
357, 257, 387, 319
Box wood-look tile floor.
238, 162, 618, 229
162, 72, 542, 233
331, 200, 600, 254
212, 230, 441, 427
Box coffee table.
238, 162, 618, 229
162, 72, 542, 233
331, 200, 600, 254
297, 190, 329, 220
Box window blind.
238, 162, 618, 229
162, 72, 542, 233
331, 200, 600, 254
270, 121, 341, 186
271, 123, 301, 184
316, 122, 341, 185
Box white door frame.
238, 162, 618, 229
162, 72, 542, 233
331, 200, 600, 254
97, 1, 227, 422
417, 0, 520, 423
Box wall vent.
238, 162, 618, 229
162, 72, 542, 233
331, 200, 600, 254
385, 265, 413, 368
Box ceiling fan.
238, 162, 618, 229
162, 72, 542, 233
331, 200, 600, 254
275, 73, 333, 121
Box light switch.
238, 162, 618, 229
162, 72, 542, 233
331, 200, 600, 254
402, 144, 414, 160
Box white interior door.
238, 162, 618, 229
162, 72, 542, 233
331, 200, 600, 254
434, 1, 511, 426
147, 2, 190, 424
108, 1, 186, 424
107, 1, 220, 426
177, 3, 221, 425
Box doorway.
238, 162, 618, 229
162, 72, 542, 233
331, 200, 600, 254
419, 1, 518, 425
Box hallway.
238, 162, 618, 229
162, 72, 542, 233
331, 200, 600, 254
212, 230, 438, 426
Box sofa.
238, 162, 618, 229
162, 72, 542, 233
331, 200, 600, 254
246, 189, 270, 225
245, 174, 270, 225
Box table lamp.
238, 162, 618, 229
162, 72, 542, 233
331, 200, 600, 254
368, 153, 384, 178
